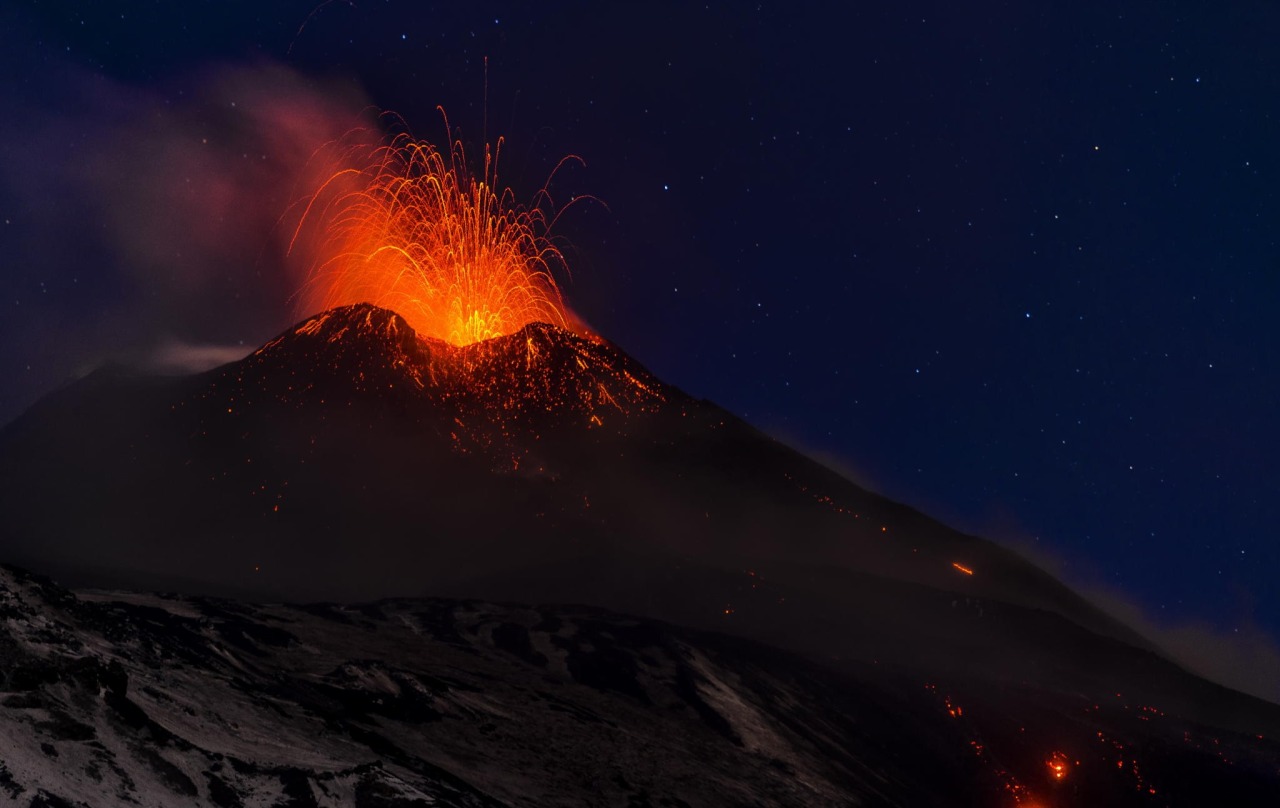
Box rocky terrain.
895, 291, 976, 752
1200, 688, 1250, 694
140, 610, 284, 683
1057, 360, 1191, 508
0, 564, 975, 807
2, 306, 1279, 805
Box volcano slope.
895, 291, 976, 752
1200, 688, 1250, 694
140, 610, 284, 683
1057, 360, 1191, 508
0, 303, 1277, 805
0, 563, 977, 807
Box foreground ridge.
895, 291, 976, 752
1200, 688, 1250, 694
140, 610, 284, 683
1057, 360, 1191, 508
2, 565, 1278, 807
0, 564, 961, 807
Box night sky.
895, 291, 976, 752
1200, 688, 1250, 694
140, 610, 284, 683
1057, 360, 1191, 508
2, 2, 1277, 686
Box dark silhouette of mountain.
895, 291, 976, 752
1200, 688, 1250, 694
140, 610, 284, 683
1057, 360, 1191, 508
0, 304, 1277, 805
2, 564, 1278, 807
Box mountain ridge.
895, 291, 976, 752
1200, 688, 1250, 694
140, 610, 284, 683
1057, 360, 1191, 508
0, 304, 1142, 651
1, 561, 1277, 807
1, 305, 1278, 800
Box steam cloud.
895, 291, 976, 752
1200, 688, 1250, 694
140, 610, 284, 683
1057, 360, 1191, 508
0, 45, 373, 421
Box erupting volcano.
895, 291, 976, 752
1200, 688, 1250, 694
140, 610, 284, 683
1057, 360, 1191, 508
291, 113, 576, 347
1, 113, 1278, 808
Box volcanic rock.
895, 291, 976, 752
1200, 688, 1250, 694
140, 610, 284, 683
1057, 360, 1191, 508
1, 305, 1278, 805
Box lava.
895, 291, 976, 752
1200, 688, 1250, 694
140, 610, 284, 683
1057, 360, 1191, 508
237, 303, 670, 454
1046, 750, 1069, 782
291, 111, 578, 346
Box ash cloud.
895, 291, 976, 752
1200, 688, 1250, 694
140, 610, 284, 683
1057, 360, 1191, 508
0, 38, 372, 423
86, 63, 374, 333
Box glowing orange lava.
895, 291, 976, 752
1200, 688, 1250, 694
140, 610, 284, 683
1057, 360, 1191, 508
292, 113, 576, 346
952, 562, 974, 576
1046, 751, 1070, 782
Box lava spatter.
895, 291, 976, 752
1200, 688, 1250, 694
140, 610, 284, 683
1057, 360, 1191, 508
291, 112, 579, 347
229, 304, 670, 445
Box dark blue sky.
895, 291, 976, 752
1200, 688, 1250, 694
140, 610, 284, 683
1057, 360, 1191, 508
2, 2, 1277, 664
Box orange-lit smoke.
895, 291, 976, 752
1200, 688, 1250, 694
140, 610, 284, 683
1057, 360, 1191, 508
291, 113, 578, 346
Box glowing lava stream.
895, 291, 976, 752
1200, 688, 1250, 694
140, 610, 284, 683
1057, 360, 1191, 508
291, 110, 580, 347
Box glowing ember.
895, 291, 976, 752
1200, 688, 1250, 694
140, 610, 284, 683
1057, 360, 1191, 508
1046, 751, 1069, 781
238, 303, 670, 456
952, 562, 974, 576
292, 112, 576, 346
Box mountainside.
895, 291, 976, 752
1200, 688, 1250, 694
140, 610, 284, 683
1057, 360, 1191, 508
0, 563, 954, 807
1, 564, 1277, 808
1, 305, 1278, 805
0, 305, 1133, 633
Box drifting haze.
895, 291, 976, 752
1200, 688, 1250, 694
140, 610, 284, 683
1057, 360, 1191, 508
790, 434, 1280, 704
999, 533, 1280, 705
0, 43, 372, 422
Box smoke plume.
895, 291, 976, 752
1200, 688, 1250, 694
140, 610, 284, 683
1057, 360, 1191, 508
0, 45, 372, 422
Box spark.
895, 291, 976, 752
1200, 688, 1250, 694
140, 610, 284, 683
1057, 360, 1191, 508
952, 562, 974, 575
292, 110, 580, 347
1046, 751, 1069, 781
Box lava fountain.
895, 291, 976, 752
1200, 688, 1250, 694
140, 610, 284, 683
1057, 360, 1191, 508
290, 111, 579, 346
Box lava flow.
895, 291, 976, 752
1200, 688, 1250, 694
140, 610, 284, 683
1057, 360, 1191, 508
291, 112, 576, 347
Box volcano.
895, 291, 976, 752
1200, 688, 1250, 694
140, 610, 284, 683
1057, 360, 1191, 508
0, 305, 1277, 806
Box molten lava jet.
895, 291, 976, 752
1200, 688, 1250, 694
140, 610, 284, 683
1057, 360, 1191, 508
291, 112, 577, 347
277, 114, 667, 441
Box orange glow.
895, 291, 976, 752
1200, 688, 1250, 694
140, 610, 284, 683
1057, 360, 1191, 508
952, 562, 974, 576
1046, 751, 1069, 782
242, 303, 670, 453
292, 111, 576, 346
